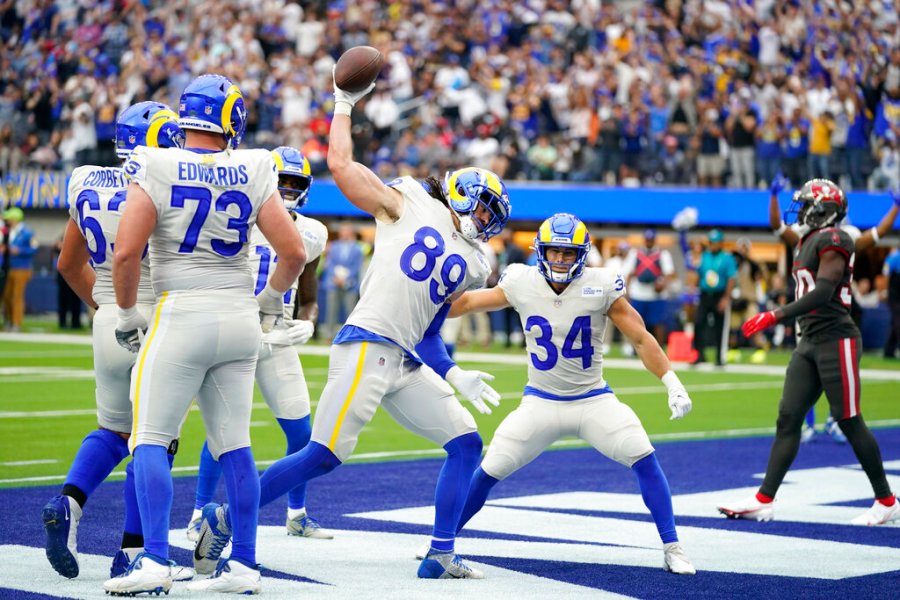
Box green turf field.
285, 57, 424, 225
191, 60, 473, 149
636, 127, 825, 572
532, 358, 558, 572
1, 336, 898, 488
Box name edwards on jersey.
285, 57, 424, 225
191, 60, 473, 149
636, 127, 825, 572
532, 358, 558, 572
176, 161, 249, 186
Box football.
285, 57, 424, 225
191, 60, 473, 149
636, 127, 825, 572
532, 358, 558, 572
334, 46, 384, 93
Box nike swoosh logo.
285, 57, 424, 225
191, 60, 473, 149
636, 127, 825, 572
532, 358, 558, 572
194, 530, 208, 562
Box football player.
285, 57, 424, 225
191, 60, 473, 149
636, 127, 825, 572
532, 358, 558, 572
186, 146, 332, 543
192, 70, 511, 580
103, 74, 306, 596
720, 179, 899, 525
768, 173, 900, 442
436, 212, 696, 575
43, 102, 193, 581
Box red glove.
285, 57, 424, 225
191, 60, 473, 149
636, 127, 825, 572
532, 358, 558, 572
742, 311, 777, 337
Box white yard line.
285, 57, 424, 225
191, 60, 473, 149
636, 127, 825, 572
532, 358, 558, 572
5, 418, 900, 485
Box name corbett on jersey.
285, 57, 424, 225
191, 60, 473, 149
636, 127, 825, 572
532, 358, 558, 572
83, 169, 127, 188
177, 162, 249, 186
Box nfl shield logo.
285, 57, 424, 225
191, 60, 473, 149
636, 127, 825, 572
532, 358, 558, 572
128, 134, 136, 144
204, 105, 212, 115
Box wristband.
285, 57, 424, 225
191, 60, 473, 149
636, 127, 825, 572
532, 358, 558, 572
869, 226, 880, 243
774, 221, 787, 236
334, 101, 353, 117
661, 370, 684, 392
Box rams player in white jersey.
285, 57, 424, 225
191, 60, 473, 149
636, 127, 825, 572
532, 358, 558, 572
42, 102, 194, 582
104, 74, 305, 596
446, 213, 697, 575
186, 146, 332, 544
194, 71, 511, 580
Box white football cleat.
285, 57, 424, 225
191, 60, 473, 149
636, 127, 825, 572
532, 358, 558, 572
717, 495, 775, 521
186, 508, 202, 542
663, 542, 696, 575
417, 549, 484, 579
286, 512, 334, 539
850, 498, 900, 526
186, 557, 261, 594
414, 542, 430, 561
102, 551, 172, 596
193, 503, 232, 575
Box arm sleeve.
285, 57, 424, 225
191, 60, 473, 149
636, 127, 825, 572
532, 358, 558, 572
414, 302, 455, 377
775, 277, 838, 321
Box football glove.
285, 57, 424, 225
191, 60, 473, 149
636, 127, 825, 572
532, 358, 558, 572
257, 283, 285, 333
661, 371, 692, 420
769, 171, 789, 196
332, 66, 376, 110
446, 366, 501, 415
285, 319, 314, 345
115, 306, 148, 353
742, 311, 777, 337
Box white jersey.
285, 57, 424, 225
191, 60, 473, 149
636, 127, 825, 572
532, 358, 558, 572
249, 213, 327, 317
499, 264, 626, 399
125, 146, 277, 295
345, 176, 491, 353
67, 165, 154, 305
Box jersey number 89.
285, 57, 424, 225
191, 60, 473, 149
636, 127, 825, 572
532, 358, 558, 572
400, 227, 467, 304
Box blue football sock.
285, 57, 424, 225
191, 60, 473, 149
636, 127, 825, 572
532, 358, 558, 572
431, 432, 482, 551
64, 429, 129, 503
219, 447, 260, 564
456, 467, 499, 534
123, 460, 142, 537
632, 453, 678, 544
805, 408, 816, 429
259, 441, 340, 508
194, 442, 222, 510
277, 416, 312, 510
134, 445, 173, 559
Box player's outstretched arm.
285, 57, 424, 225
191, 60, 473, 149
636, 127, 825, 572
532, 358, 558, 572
57, 218, 98, 309
608, 296, 692, 420
769, 172, 799, 246
328, 75, 402, 223
742, 249, 846, 337
448, 287, 511, 318
855, 189, 900, 251
257, 193, 306, 294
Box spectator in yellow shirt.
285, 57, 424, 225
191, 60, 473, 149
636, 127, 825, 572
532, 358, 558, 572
808, 110, 835, 179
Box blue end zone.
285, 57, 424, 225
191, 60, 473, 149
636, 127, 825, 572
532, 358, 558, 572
3, 429, 898, 598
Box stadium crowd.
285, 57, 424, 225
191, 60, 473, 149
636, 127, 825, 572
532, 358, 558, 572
0, 0, 899, 191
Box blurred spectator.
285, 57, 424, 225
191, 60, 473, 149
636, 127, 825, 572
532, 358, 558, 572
871, 135, 900, 191
782, 108, 810, 187
691, 229, 736, 366
322, 223, 365, 340
730, 238, 767, 361
726, 104, 757, 189
623, 229, 675, 345
53, 233, 82, 329
527, 134, 558, 181
755, 111, 783, 188
884, 247, 900, 359
807, 108, 835, 179
1, 207, 37, 332
694, 108, 725, 187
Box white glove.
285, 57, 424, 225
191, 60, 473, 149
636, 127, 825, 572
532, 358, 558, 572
446, 365, 501, 415
332, 66, 376, 113
285, 319, 314, 345
115, 305, 148, 353
671, 206, 698, 232
662, 370, 692, 420
256, 283, 285, 333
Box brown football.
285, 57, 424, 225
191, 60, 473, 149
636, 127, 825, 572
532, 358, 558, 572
334, 46, 384, 93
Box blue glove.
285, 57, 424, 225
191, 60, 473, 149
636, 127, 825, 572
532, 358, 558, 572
769, 172, 789, 196
890, 187, 900, 208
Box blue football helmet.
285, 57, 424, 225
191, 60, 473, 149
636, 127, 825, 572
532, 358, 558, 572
115, 101, 183, 160
534, 213, 591, 284
271, 146, 313, 211
178, 74, 247, 149
443, 167, 511, 241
